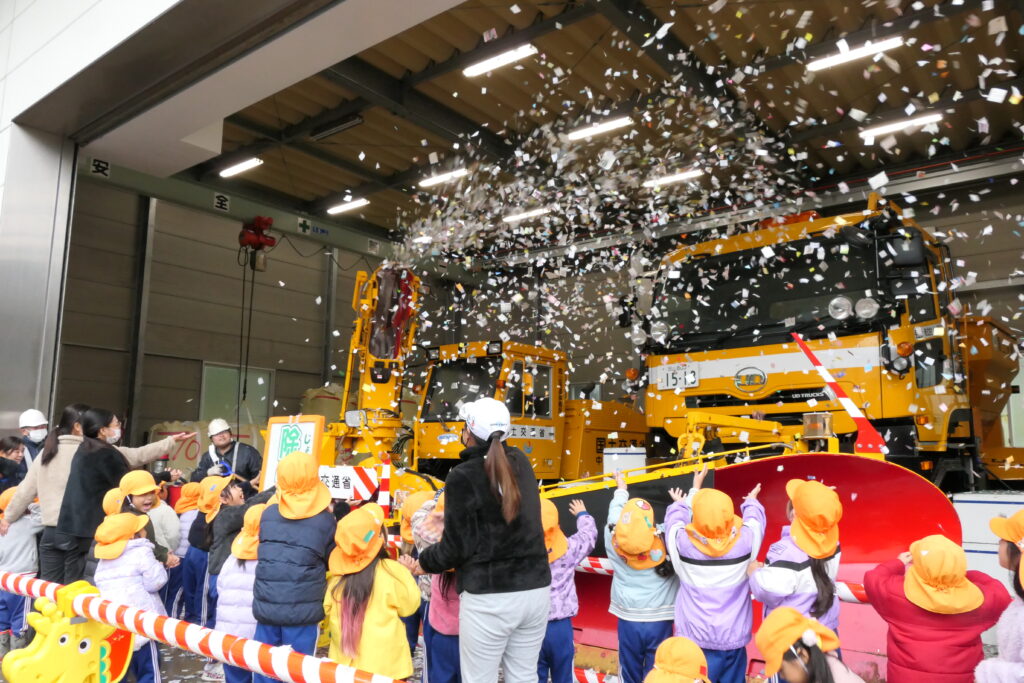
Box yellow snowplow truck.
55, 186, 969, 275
638, 193, 1023, 488
411, 340, 647, 481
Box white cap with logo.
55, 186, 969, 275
208, 418, 232, 437
18, 409, 47, 428
459, 397, 510, 442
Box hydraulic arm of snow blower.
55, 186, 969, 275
325, 266, 420, 465
674, 410, 838, 466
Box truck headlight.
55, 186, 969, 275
828, 296, 853, 320
891, 356, 910, 373
650, 321, 668, 343
855, 297, 880, 319
630, 328, 647, 346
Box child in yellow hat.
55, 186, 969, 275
93, 512, 168, 683
864, 534, 1010, 682
167, 481, 202, 620
753, 607, 862, 683
606, 470, 679, 683
643, 636, 711, 683
664, 465, 764, 683
0, 487, 42, 656
750, 479, 843, 632
120, 470, 177, 567
217, 503, 267, 683
397, 490, 434, 656
323, 502, 420, 679
977, 509, 1024, 682
251, 453, 336, 682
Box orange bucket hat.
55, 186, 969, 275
542, 499, 568, 563
904, 534, 983, 615
329, 502, 386, 575
174, 482, 203, 514
686, 489, 742, 558
120, 470, 162, 505
400, 491, 434, 544
231, 503, 267, 561
276, 452, 331, 520
95, 513, 149, 560
0, 487, 17, 514
102, 488, 126, 516
754, 607, 840, 676
199, 476, 231, 523
786, 479, 842, 559
612, 498, 666, 570
991, 510, 1024, 586
644, 637, 710, 683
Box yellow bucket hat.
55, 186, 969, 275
991, 509, 1024, 586
686, 489, 742, 558
329, 503, 386, 575
231, 503, 267, 561
904, 534, 983, 615
174, 482, 203, 513
276, 452, 331, 520
612, 498, 666, 570
95, 513, 149, 560
199, 476, 231, 523
786, 479, 842, 559
755, 607, 841, 676
400, 491, 434, 544
542, 499, 569, 563
644, 637, 710, 683
0, 487, 17, 514
102, 488, 126, 516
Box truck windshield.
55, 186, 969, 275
420, 356, 502, 422
651, 236, 880, 352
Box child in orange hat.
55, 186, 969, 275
643, 636, 711, 683
217, 503, 267, 683
120, 470, 177, 567
181, 476, 228, 639
251, 453, 336, 683
398, 490, 434, 657
323, 502, 420, 679
0, 487, 42, 656
606, 470, 679, 683
864, 534, 1010, 682
168, 481, 202, 620
754, 607, 862, 683
538, 497, 596, 683
93, 512, 167, 683
664, 465, 765, 683
750, 479, 843, 631
977, 509, 1024, 682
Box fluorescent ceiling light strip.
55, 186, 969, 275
502, 207, 551, 223
463, 44, 538, 77
806, 36, 904, 71
567, 116, 633, 141
219, 157, 263, 177
642, 169, 704, 187
326, 197, 370, 215
858, 113, 942, 139
418, 168, 468, 188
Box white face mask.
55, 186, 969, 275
104, 428, 122, 445
27, 429, 47, 444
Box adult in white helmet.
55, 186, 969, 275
189, 418, 263, 487
416, 397, 551, 683
18, 409, 48, 473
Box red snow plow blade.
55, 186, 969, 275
558, 452, 961, 679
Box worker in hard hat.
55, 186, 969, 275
190, 419, 263, 488
17, 408, 48, 476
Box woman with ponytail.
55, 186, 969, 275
417, 397, 551, 683
754, 607, 863, 683
751, 480, 843, 632
975, 510, 1024, 682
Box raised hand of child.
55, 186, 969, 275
668, 487, 686, 503
745, 483, 762, 501
747, 560, 764, 577
568, 499, 587, 516
899, 551, 913, 566
692, 464, 709, 490
614, 470, 627, 491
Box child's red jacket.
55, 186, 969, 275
864, 559, 1011, 683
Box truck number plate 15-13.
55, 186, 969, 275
651, 363, 699, 390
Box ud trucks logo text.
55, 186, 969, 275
734, 367, 767, 391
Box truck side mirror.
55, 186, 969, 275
523, 372, 535, 396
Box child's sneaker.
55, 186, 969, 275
10, 632, 28, 651
0, 631, 10, 659
202, 660, 225, 682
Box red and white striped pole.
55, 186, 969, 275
0, 571, 396, 683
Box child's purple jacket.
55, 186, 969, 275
664, 493, 765, 651
749, 526, 841, 631
548, 512, 597, 621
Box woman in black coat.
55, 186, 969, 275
55, 408, 134, 582
417, 397, 551, 683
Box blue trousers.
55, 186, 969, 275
617, 619, 672, 683
128, 640, 162, 683
0, 590, 30, 637
251, 623, 319, 683
401, 599, 427, 654
205, 573, 219, 629
162, 565, 184, 619
224, 664, 253, 683
425, 618, 460, 683
181, 547, 208, 624
704, 647, 746, 683
538, 618, 575, 683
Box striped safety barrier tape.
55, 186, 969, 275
574, 667, 615, 683
0, 572, 397, 683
